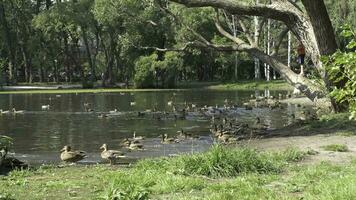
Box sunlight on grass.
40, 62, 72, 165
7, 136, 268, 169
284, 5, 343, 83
321, 144, 349, 152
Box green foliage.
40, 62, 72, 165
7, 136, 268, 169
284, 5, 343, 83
133, 54, 156, 88
0, 135, 13, 150
321, 144, 349, 152
325, 25, 356, 119
103, 183, 149, 200
134, 52, 183, 88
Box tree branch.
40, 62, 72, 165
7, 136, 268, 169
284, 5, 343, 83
271, 27, 289, 56
169, 0, 295, 22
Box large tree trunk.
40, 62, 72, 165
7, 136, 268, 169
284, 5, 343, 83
302, 0, 345, 112
21, 44, 32, 83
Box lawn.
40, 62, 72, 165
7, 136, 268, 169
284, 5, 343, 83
1, 146, 356, 200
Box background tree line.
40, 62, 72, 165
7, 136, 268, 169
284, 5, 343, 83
0, 0, 354, 89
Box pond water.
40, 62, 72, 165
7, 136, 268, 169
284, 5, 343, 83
0, 89, 299, 165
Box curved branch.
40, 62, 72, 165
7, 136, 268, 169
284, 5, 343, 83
170, 0, 295, 23
271, 28, 289, 56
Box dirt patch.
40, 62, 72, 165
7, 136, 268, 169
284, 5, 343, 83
243, 134, 356, 164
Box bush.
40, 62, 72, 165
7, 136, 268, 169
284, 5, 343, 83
133, 52, 183, 88
325, 24, 356, 120
133, 54, 156, 88
0, 135, 13, 151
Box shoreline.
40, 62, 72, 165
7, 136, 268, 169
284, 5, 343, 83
1, 114, 355, 199
0, 80, 292, 94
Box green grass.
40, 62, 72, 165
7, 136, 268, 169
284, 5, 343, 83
207, 80, 293, 91
300, 113, 356, 135
0, 146, 304, 200
1, 146, 356, 199
321, 144, 349, 152
0, 80, 292, 94
0, 88, 188, 95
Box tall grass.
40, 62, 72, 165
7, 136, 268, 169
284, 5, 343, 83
134, 145, 306, 178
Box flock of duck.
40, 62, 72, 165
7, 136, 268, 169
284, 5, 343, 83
2, 91, 318, 167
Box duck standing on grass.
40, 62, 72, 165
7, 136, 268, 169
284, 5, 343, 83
100, 144, 126, 165
60, 145, 86, 163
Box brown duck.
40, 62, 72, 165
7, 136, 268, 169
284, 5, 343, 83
60, 145, 86, 163
100, 144, 125, 165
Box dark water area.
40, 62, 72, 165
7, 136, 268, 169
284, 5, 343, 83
0, 89, 299, 165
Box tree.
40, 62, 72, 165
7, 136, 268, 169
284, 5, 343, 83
166, 0, 343, 110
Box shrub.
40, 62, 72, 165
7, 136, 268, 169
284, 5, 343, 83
0, 135, 13, 151
325, 24, 356, 120
133, 54, 156, 88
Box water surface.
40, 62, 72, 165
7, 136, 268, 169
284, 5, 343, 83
0, 89, 298, 164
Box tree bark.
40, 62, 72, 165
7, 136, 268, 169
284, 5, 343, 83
82, 28, 96, 82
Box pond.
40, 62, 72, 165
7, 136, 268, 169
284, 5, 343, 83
0, 89, 299, 165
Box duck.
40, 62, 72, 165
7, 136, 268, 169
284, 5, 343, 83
120, 138, 131, 147
41, 105, 50, 110
98, 114, 108, 118
0, 109, 10, 114
243, 102, 253, 110
60, 145, 86, 163
217, 132, 233, 143
132, 131, 144, 140
109, 109, 118, 114
100, 144, 126, 165
128, 140, 144, 151
177, 129, 194, 139
12, 108, 25, 114
130, 102, 136, 106
83, 102, 93, 112
253, 117, 268, 130
161, 134, 179, 144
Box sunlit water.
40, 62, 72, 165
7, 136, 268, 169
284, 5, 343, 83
0, 89, 300, 165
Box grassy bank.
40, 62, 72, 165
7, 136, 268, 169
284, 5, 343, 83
1, 146, 356, 200
0, 80, 292, 94
207, 80, 293, 91
0, 88, 188, 95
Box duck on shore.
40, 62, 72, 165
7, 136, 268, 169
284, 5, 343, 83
60, 145, 86, 163
100, 144, 125, 165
